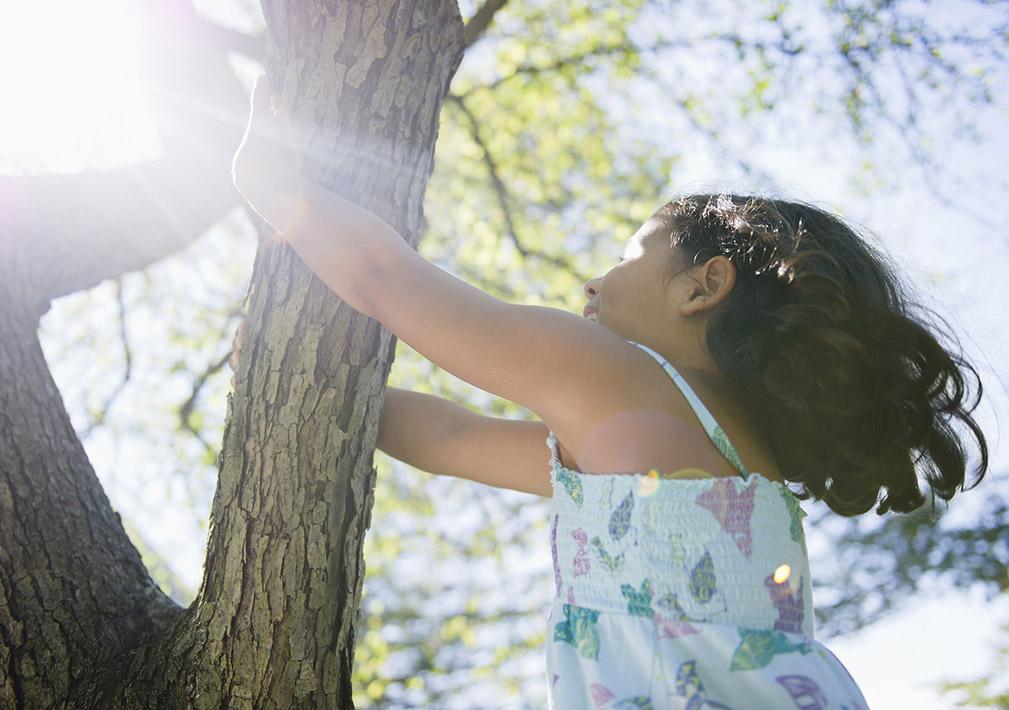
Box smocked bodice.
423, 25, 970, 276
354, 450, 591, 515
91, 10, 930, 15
547, 431, 814, 637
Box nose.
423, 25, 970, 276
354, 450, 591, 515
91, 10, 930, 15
584, 277, 601, 299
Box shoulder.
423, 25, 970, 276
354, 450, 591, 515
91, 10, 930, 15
544, 343, 726, 475
548, 348, 785, 481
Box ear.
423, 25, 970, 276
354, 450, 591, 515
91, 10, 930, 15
679, 256, 736, 317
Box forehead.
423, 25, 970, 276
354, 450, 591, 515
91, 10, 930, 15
628, 216, 670, 247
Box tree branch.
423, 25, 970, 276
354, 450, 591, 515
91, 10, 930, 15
446, 94, 590, 280
0, 284, 180, 704
464, 34, 797, 95
1, 1, 256, 313
178, 349, 233, 456
79, 278, 134, 439
177, 1, 469, 704
198, 18, 267, 62
463, 0, 509, 48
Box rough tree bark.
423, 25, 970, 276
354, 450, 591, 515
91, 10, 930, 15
0, 1, 465, 707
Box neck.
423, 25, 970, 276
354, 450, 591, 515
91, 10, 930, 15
655, 339, 723, 381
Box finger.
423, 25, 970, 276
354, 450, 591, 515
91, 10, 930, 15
246, 74, 303, 159
244, 79, 288, 151
252, 73, 277, 117
254, 75, 296, 142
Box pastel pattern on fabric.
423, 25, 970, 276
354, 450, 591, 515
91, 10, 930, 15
695, 479, 757, 558
543, 341, 868, 710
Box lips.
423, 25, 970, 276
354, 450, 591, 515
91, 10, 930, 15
583, 306, 598, 320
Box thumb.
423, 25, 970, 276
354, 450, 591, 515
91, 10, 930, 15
251, 73, 280, 120
250, 73, 298, 145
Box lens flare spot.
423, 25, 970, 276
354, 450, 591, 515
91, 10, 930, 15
638, 469, 661, 496
773, 563, 791, 584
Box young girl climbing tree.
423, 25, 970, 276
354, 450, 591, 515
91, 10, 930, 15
233, 73, 988, 708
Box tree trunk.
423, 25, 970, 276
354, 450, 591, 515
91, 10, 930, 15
0, 1, 465, 707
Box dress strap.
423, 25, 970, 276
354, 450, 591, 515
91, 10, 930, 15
628, 341, 750, 480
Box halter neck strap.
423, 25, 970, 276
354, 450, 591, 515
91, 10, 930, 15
628, 341, 750, 480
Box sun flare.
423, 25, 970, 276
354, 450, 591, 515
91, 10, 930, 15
0, 0, 159, 174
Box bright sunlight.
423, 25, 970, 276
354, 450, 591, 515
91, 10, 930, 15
0, 0, 159, 174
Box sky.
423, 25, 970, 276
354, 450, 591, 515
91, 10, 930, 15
3, 0, 1008, 707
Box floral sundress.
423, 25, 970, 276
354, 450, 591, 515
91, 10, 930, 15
544, 340, 869, 709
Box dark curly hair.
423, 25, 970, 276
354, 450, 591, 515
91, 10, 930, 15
655, 194, 988, 516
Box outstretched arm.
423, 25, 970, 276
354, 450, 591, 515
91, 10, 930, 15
278, 187, 634, 436
377, 387, 476, 475
378, 387, 551, 497
232, 74, 642, 450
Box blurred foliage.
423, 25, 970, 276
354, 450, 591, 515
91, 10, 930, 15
934, 617, 1009, 708
27, 0, 1009, 707
809, 479, 1009, 638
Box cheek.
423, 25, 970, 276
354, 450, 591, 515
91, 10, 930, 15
602, 267, 641, 311
599, 272, 623, 309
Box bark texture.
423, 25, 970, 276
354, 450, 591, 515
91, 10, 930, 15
0, 278, 180, 708
0, 1, 465, 708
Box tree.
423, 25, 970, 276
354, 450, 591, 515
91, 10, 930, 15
5, 0, 1006, 707
1, 1, 466, 706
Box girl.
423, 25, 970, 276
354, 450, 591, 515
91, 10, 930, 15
233, 75, 988, 708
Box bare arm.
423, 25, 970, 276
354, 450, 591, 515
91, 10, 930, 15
377, 387, 552, 497
376, 388, 477, 473
233, 76, 642, 464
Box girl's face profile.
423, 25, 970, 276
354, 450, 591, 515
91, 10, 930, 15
583, 215, 687, 342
